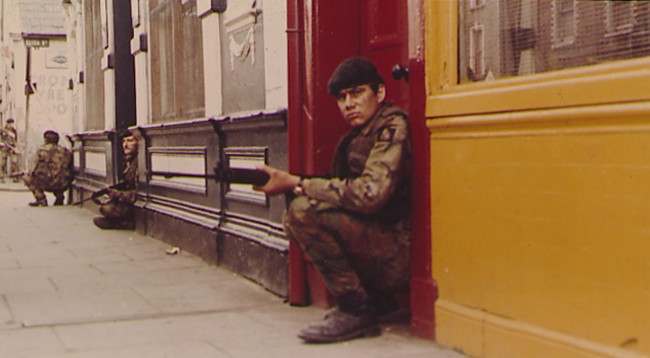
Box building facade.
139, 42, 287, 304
66, 0, 291, 295
0, 0, 74, 170
58, 0, 650, 356
429, 0, 650, 356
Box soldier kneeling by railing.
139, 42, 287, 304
92, 130, 139, 230
23, 130, 73, 207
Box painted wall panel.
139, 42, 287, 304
429, 105, 650, 356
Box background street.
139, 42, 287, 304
0, 189, 461, 358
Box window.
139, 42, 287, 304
469, 24, 485, 80
606, 1, 634, 35
458, 0, 650, 84
553, 0, 575, 47
469, 0, 486, 10
149, 0, 205, 123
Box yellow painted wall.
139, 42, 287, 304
426, 1, 650, 357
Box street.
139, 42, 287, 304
0, 188, 461, 358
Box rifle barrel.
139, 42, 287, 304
149, 171, 216, 179
149, 168, 269, 186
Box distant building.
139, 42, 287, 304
0, 0, 73, 169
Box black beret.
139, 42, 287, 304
327, 57, 384, 96
43, 130, 60, 143
6, 118, 14, 123
118, 128, 134, 140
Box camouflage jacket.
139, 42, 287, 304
0, 127, 17, 152
302, 103, 411, 223
108, 155, 138, 204
31, 143, 73, 189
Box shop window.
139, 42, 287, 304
552, 0, 575, 47
469, 0, 486, 10
84, 0, 106, 130
149, 0, 205, 123
458, 0, 650, 84
468, 24, 485, 80
606, 1, 634, 35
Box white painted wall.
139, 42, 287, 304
198, 0, 223, 117
198, 0, 288, 115
131, 0, 150, 125
262, 0, 288, 110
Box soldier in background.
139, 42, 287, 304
92, 130, 139, 230
0, 118, 19, 183
256, 57, 412, 343
23, 130, 73, 207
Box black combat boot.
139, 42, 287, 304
93, 217, 116, 229
93, 217, 135, 230
28, 199, 47, 207
53, 195, 65, 206
298, 307, 379, 343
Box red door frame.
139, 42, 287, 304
287, 0, 436, 339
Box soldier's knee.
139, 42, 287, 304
99, 203, 113, 218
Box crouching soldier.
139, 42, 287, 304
92, 130, 139, 230
23, 130, 73, 207
256, 57, 411, 343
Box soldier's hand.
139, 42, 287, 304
106, 189, 118, 199
253, 165, 300, 196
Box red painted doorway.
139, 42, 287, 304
360, 0, 409, 110
287, 0, 435, 339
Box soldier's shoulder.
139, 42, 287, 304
377, 105, 408, 129
380, 104, 408, 120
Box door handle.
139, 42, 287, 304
391, 64, 409, 81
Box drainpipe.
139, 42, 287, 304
24, 45, 34, 170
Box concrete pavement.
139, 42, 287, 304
0, 189, 462, 358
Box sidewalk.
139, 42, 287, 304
0, 191, 462, 358
0, 179, 28, 192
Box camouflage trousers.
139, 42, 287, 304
23, 175, 66, 202
99, 201, 133, 221
0, 150, 18, 179
284, 196, 410, 310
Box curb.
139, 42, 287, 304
0, 185, 28, 192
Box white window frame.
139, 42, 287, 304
468, 23, 485, 78
551, 0, 576, 48
605, 1, 635, 37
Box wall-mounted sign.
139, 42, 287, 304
24, 38, 50, 48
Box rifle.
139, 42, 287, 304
0, 142, 18, 154
149, 164, 270, 186
7, 171, 25, 179
72, 181, 130, 206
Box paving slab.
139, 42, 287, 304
0, 191, 463, 357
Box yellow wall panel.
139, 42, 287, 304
430, 105, 650, 355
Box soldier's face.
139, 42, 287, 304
122, 136, 138, 156
336, 84, 386, 128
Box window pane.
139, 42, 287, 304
458, 0, 650, 84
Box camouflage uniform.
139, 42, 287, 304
285, 103, 411, 311
0, 126, 18, 181
23, 143, 73, 203
98, 154, 138, 222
